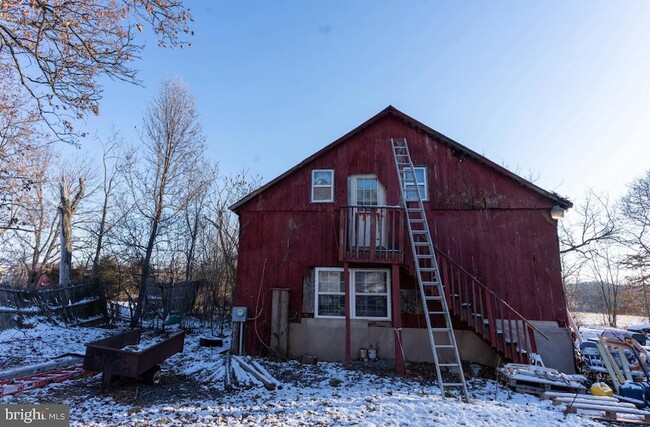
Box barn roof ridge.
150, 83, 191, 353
230, 106, 572, 212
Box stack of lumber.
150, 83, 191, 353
543, 391, 650, 424
499, 363, 585, 395
231, 355, 281, 391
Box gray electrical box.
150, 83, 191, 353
232, 306, 248, 322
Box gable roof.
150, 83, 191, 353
230, 106, 572, 212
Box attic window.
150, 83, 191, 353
311, 169, 334, 203
402, 167, 428, 201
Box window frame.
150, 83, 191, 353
314, 267, 345, 319
402, 166, 428, 201
313, 267, 391, 321
351, 269, 391, 321
311, 169, 335, 203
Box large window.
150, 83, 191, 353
315, 268, 344, 317
314, 268, 390, 320
311, 169, 334, 203
402, 167, 428, 201
352, 270, 390, 320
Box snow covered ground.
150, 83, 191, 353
573, 311, 648, 329
0, 321, 612, 426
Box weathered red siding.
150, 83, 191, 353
234, 110, 568, 355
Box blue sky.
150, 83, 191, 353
75, 1, 650, 204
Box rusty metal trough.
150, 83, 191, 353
83, 328, 184, 387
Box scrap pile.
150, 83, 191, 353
542, 391, 650, 424
498, 363, 585, 395
228, 355, 281, 391
576, 328, 650, 407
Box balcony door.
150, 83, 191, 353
348, 175, 386, 248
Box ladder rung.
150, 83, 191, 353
428, 311, 446, 315
430, 328, 452, 332
442, 382, 465, 387
439, 363, 461, 367
436, 345, 456, 349
425, 296, 444, 301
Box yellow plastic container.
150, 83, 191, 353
590, 382, 613, 397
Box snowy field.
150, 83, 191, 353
0, 321, 613, 426
572, 311, 648, 329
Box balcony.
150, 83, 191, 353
339, 206, 405, 264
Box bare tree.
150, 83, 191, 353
0, 0, 193, 141
1, 146, 60, 286
0, 94, 42, 234
621, 170, 650, 259
558, 190, 618, 308
58, 175, 85, 285
589, 244, 623, 327
88, 131, 133, 280
130, 77, 205, 327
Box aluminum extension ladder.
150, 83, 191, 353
391, 138, 469, 401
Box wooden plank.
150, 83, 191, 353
564, 402, 650, 422
551, 397, 636, 408
270, 288, 290, 359
232, 356, 275, 391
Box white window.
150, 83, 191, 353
314, 267, 391, 320
311, 169, 334, 203
315, 268, 344, 318
402, 167, 428, 201
352, 270, 391, 320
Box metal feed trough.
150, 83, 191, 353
83, 329, 185, 387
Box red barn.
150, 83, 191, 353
230, 106, 574, 373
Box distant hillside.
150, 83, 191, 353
566, 281, 649, 317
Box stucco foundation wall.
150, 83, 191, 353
530, 321, 575, 374
289, 320, 500, 366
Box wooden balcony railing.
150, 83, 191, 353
339, 206, 404, 264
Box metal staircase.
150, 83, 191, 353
391, 138, 469, 401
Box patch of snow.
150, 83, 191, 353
0, 322, 611, 426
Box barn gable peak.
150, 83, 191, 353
230, 106, 572, 212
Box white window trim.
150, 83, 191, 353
403, 166, 428, 201
315, 267, 344, 319
351, 269, 391, 321
311, 169, 335, 203
314, 267, 392, 321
